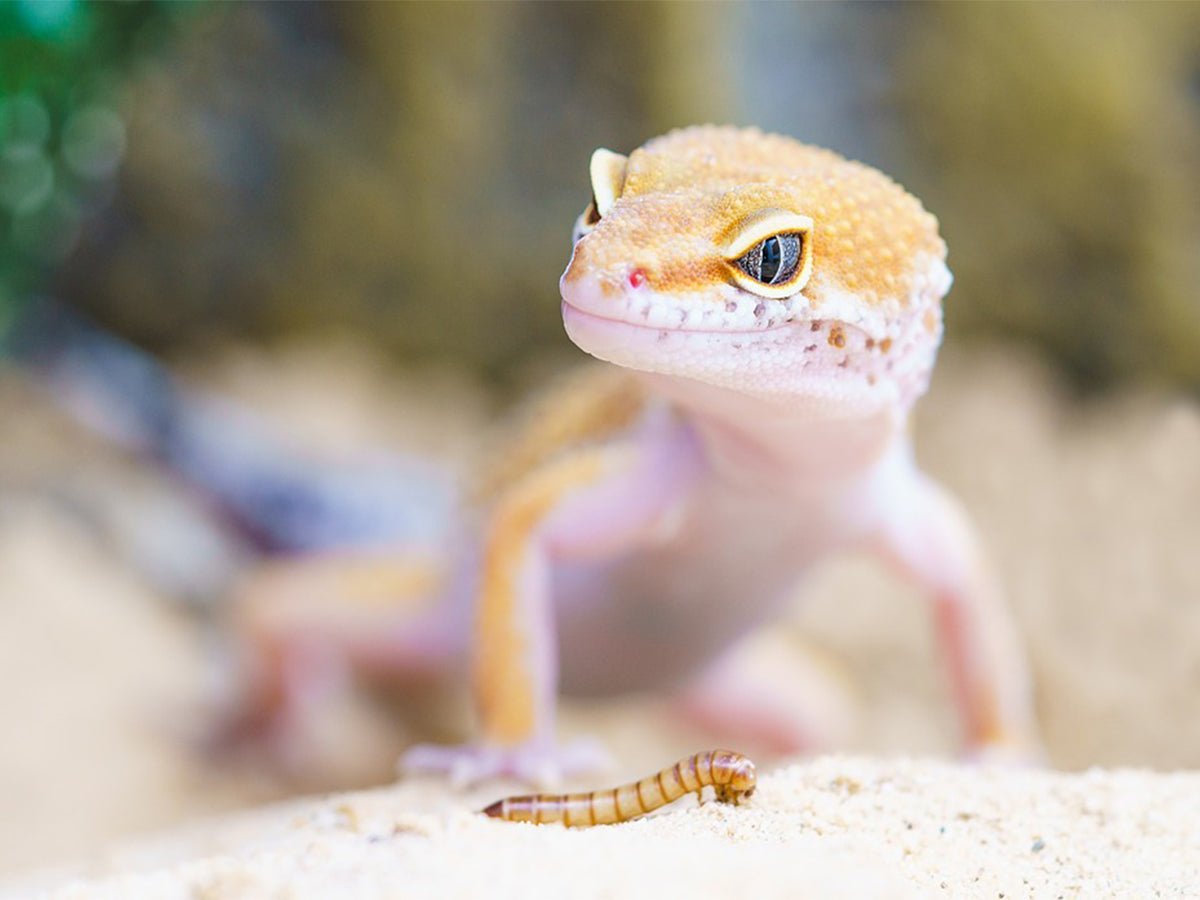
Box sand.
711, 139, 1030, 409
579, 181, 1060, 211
1, 340, 1199, 897
8, 757, 1200, 898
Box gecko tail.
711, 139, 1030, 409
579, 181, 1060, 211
5, 296, 455, 555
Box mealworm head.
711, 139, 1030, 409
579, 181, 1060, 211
713, 749, 757, 794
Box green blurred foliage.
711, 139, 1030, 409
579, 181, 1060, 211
0, 0, 198, 332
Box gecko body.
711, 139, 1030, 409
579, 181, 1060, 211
231, 126, 1037, 783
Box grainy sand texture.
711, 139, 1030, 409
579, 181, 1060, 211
12, 757, 1200, 899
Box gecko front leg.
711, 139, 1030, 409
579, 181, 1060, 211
403, 410, 702, 785
871, 450, 1040, 759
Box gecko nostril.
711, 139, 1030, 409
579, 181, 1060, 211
628, 267, 648, 289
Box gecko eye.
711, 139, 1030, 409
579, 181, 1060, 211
572, 199, 602, 244
734, 233, 803, 287
573, 147, 628, 244
723, 209, 814, 299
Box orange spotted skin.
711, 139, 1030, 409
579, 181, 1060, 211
482, 749, 756, 826
475, 442, 641, 743
567, 126, 945, 310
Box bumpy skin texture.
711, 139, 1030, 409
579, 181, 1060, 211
574, 130, 942, 308
561, 127, 950, 414
230, 127, 1038, 785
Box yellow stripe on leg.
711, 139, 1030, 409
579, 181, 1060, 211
474, 446, 633, 745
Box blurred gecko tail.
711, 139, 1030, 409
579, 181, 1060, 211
5, 296, 189, 453
5, 296, 455, 554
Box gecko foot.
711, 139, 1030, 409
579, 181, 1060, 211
965, 734, 1046, 767
399, 738, 612, 788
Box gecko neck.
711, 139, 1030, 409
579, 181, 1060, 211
638, 371, 906, 487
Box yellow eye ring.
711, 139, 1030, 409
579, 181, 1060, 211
722, 209, 814, 299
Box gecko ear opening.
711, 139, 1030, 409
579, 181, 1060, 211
589, 148, 628, 218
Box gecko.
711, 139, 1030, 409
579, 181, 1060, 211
225, 126, 1039, 784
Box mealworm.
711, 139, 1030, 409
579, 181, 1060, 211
481, 749, 756, 826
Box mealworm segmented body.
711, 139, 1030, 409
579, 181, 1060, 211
481, 749, 756, 826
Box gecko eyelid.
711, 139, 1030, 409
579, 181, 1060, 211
722, 209, 814, 299
572, 199, 601, 244
574, 148, 629, 244
590, 148, 628, 218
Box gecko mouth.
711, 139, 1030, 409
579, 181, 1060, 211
560, 269, 811, 336
560, 299, 792, 337
559, 250, 950, 411
559, 271, 937, 413
561, 296, 912, 416
561, 298, 875, 370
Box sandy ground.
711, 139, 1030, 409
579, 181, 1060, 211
11, 757, 1200, 899
1, 339, 1198, 896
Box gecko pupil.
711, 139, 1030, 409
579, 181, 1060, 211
735, 232, 803, 287
760, 236, 782, 283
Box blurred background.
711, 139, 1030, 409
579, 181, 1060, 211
1, 0, 1198, 883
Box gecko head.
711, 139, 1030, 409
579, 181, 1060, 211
560, 126, 952, 418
